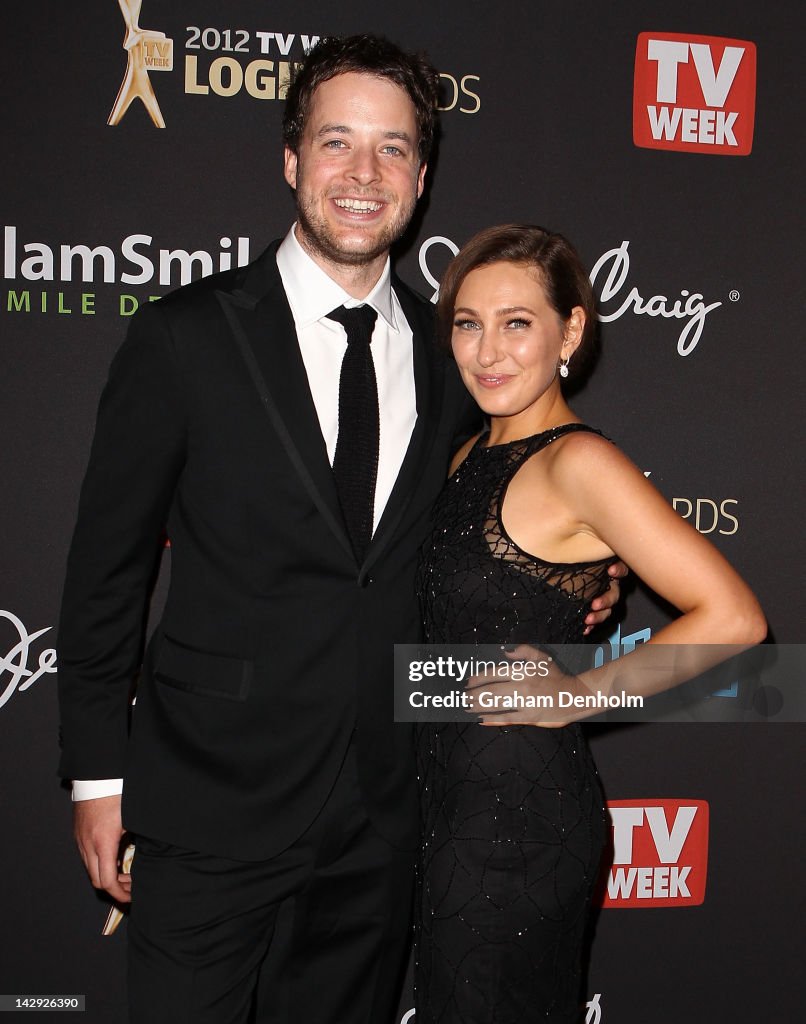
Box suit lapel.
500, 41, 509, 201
215, 243, 354, 562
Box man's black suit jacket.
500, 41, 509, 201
57, 241, 473, 860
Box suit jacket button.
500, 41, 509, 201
360, 575, 373, 588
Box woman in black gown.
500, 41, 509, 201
415, 225, 765, 1023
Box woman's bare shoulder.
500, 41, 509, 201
547, 428, 633, 481
539, 428, 649, 512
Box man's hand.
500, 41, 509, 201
73, 795, 132, 903
583, 560, 628, 635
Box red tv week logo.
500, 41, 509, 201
633, 32, 756, 155
604, 799, 709, 908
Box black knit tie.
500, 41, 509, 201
325, 304, 379, 563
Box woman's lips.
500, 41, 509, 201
474, 374, 514, 389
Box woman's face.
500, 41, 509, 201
450, 260, 583, 420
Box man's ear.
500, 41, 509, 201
562, 306, 586, 358
283, 146, 298, 189
416, 162, 427, 199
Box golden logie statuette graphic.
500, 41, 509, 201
101, 843, 135, 936
108, 0, 173, 128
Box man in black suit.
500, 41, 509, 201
58, 35, 619, 1024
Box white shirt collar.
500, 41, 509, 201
276, 224, 398, 331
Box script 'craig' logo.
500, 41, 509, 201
421, 235, 724, 357
633, 32, 756, 155
0, 609, 57, 711
604, 799, 709, 908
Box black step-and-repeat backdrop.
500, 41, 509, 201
2, 2, 803, 1022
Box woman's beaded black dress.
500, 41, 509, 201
416, 424, 615, 1024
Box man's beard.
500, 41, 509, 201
294, 189, 417, 268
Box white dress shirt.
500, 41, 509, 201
72, 225, 418, 800
277, 224, 417, 530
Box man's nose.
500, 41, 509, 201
346, 146, 381, 184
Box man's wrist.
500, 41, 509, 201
71, 779, 123, 802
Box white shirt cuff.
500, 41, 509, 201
71, 779, 123, 801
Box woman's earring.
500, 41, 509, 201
559, 357, 570, 379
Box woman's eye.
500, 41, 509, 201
453, 318, 481, 331
506, 318, 531, 329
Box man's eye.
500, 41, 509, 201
382, 145, 403, 156
324, 139, 346, 149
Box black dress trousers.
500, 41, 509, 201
128, 744, 415, 1024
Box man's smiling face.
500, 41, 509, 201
284, 71, 426, 276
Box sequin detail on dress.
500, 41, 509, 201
415, 424, 615, 1024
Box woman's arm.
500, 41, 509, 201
563, 434, 764, 714
480, 432, 766, 725
553, 432, 765, 646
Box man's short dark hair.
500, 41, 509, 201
283, 34, 439, 164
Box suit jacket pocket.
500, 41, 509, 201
154, 635, 253, 702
